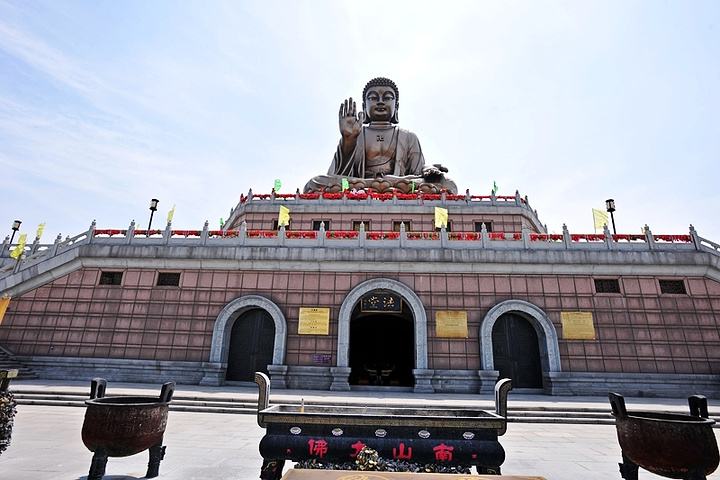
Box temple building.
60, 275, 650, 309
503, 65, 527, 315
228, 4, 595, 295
1, 77, 719, 397
1, 188, 719, 397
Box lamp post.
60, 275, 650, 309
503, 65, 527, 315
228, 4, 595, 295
605, 198, 617, 235
9, 220, 21, 244
147, 199, 159, 236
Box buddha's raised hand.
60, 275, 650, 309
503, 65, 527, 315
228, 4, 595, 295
339, 97, 363, 139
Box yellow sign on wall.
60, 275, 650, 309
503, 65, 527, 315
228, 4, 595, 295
0, 295, 9, 326
436, 311, 468, 338
298, 307, 330, 335
561, 312, 596, 339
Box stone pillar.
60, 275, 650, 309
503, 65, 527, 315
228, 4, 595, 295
198, 362, 227, 386
478, 370, 500, 394
267, 364, 288, 389
329, 366, 351, 391
412, 369, 435, 393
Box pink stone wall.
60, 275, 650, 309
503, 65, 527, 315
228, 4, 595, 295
1, 268, 719, 375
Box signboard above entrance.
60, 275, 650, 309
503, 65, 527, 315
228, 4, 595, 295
361, 291, 402, 313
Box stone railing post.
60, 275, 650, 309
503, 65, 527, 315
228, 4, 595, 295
163, 222, 172, 245
481, 222, 489, 248
239, 221, 247, 246
13, 254, 24, 274
440, 225, 448, 248
522, 225, 530, 249
359, 222, 366, 248
30, 238, 40, 254
604, 225, 614, 250
562, 224, 571, 249
87, 220, 97, 244
399, 222, 407, 247
279, 225, 286, 245
515, 190, 521, 206
644, 225, 655, 250
1, 236, 9, 258
50, 233, 63, 256
201, 220, 209, 245
126, 221, 135, 245
490, 190, 497, 206
689, 224, 702, 251
318, 222, 326, 247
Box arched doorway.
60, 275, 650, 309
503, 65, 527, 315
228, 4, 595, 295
226, 308, 275, 381
492, 313, 543, 389
349, 312, 415, 387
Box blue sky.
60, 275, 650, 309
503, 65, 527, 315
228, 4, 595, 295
1, 1, 719, 243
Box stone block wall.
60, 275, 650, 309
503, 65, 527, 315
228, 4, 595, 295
1, 267, 719, 381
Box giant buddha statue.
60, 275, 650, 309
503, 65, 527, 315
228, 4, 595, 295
304, 77, 457, 194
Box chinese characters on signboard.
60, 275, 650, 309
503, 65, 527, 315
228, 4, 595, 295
361, 291, 402, 313
298, 307, 330, 335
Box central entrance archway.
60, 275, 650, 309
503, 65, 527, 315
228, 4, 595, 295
349, 312, 415, 387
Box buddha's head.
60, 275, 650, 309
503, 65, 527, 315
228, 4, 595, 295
362, 77, 399, 124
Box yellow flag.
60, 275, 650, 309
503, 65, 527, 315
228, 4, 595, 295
278, 206, 290, 227
592, 209, 608, 230
10, 233, 27, 259
36, 222, 46, 240
167, 205, 176, 224
0, 295, 10, 325
434, 207, 449, 229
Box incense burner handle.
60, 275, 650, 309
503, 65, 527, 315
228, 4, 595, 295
255, 372, 270, 428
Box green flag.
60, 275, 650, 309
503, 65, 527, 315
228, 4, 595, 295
220, 217, 224, 228
493, 181, 498, 194
342, 178, 349, 191
274, 179, 282, 192
411, 181, 416, 193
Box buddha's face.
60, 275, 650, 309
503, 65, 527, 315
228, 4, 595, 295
364, 85, 397, 123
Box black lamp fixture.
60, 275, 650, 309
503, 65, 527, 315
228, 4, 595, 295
9, 220, 21, 244
147, 199, 159, 235
605, 198, 617, 235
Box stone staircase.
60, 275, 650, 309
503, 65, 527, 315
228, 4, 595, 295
9, 385, 719, 426
8, 388, 621, 424
0, 347, 38, 379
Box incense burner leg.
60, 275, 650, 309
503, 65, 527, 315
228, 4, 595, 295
685, 468, 707, 480
618, 452, 639, 480
260, 458, 285, 480
88, 447, 108, 480
146, 441, 167, 478
478, 465, 501, 475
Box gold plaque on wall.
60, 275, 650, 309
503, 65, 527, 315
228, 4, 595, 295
436, 311, 468, 338
298, 307, 330, 335
561, 312, 596, 339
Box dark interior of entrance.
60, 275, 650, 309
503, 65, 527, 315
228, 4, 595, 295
492, 313, 543, 389
349, 312, 415, 387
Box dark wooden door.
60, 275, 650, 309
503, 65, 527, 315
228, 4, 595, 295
492, 313, 543, 388
226, 309, 275, 381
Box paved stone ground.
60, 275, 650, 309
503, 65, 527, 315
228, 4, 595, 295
2, 403, 719, 480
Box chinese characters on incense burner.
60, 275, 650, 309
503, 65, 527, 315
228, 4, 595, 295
304, 77, 458, 195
